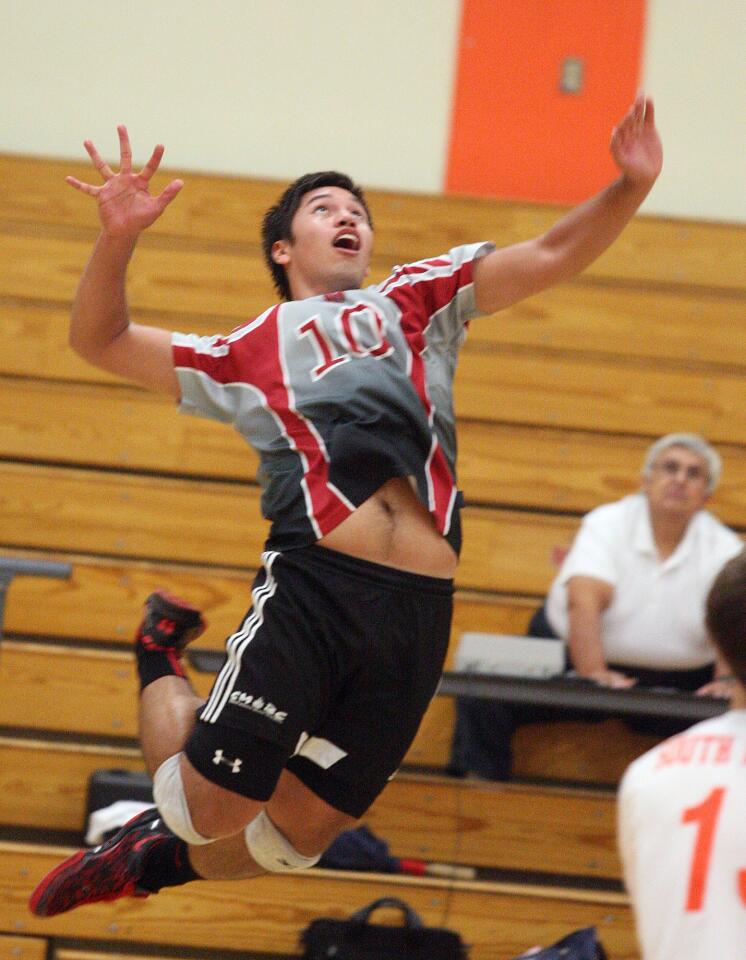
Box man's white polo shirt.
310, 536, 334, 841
545, 493, 742, 669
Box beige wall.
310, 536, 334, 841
2, 0, 460, 193
640, 0, 746, 221
3, 0, 744, 221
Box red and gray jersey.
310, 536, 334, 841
172, 241, 494, 553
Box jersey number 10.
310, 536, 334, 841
298, 306, 393, 380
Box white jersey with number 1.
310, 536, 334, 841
618, 710, 746, 957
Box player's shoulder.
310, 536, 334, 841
376, 243, 494, 290
621, 712, 746, 793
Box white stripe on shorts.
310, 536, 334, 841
200, 550, 280, 723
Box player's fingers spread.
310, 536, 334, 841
611, 125, 628, 153
620, 102, 635, 126
157, 178, 184, 210
117, 124, 133, 172
140, 144, 165, 181
610, 122, 626, 149
643, 97, 655, 125
84, 140, 114, 180
65, 175, 100, 197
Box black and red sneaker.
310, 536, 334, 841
137, 590, 206, 653
29, 807, 166, 917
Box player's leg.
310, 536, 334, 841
29, 554, 334, 916
132, 589, 208, 774
28, 731, 278, 917
29, 747, 356, 917
159, 549, 453, 888
29, 590, 213, 917
187, 767, 356, 880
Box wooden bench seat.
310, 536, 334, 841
0, 462, 586, 594
2, 152, 744, 291
0, 935, 47, 960
0, 841, 635, 958
370, 774, 623, 881
405, 695, 659, 781
0, 641, 212, 739
0, 549, 536, 645
0, 635, 657, 789
54, 950, 217, 960
0, 737, 144, 832
0, 731, 625, 882
4, 374, 746, 523
454, 345, 746, 445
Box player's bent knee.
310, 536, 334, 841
244, 809, 321, 872
153, 753, 214, 845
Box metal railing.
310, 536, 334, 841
0, 556, 72, 642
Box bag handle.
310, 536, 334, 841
348, 897, 424, 929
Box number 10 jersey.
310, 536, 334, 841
172, 242, 494, 554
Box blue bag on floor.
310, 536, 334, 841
512, 926, 608, 960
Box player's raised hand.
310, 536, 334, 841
610, 95, 663, 187
65, 125, 183, 237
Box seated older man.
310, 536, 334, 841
449, 433, 743, 781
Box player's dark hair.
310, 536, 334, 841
262, 171, 372, 301
706, 549, 746, 686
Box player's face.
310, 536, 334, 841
272, 186, 373, 299
642, 446, 711, 521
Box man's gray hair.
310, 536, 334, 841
642, 433, 722, 494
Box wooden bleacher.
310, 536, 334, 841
0, 843, 636, 959
0, 935, 47, 960
0, 734, 622, 883
2, 151, 744, 958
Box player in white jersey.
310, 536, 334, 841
30, 96, 662, 916
618, 548, 746, 957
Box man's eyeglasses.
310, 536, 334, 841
653, 458, 709, 484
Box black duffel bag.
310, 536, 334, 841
300, 896, 467, 959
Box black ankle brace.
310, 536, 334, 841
137, 832, 201, 892
136, 644, 187, 690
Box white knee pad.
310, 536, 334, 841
152, 753, 214, 846
244, 810, 321, 872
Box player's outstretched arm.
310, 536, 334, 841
66, 126, 184, 396
473, 95, 663, 315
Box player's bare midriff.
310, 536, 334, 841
318, 476, 457, 578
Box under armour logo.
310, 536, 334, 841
212, 749, 242, 773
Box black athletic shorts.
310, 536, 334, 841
184, 544, 453, 817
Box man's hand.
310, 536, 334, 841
695, 676, 736, 700
585, 667, 637, 689
66, 125, 183, 238
610, 94, 663, 187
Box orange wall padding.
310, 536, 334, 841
445, 0, 646, 203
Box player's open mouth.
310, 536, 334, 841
333, 231, 360, 251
